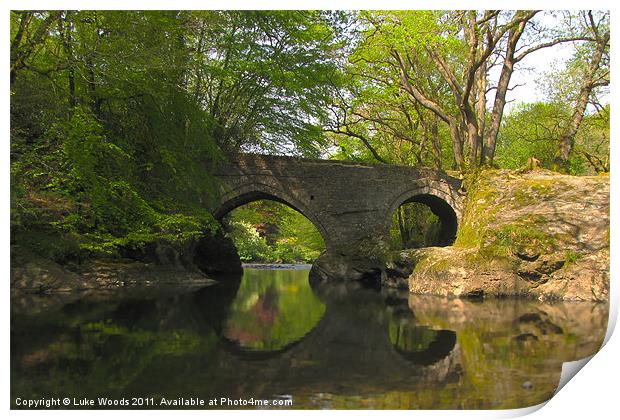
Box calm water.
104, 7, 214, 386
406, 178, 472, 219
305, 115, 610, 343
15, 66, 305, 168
11, 268, 608, 409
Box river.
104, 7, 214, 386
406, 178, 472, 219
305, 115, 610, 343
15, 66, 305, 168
10, 267, 608, 409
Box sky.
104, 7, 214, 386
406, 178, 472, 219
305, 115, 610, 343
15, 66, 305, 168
491, 11, 609, 114
499, 42, 575, 112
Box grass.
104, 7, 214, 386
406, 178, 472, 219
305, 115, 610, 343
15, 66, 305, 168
564, 250, 583, 266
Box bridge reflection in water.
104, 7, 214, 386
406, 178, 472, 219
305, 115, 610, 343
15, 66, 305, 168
11, 268, 608, 409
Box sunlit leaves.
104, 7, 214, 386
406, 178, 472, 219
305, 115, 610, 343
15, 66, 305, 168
186, 10, 348, 156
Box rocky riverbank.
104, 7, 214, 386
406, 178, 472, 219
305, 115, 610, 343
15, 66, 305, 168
10, 232, 242, 294
10, 255, 216, 294
390, 169, 609, 302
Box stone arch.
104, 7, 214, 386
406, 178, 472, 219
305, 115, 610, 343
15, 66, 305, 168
213, 182, 330, 246
385, 184, 461, 247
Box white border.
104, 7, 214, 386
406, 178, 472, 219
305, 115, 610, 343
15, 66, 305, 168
3, 1, 618, 419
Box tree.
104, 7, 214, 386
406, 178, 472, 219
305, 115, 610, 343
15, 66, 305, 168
324, 69, 449, 167
10, 11, 63, 85
325, 11, 459, 168
551, 11, 610, 172
572, 104, 610, 174
494, 101, 609, 174
332, 10, 600, 171
224, 200, 325, 263
495, 102, 571, 170
184, 11, 348, 156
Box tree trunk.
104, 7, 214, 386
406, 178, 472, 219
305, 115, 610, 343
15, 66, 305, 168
86, 57, 101, 114
392, 49, 464, 171
475, 67, 487, 164
10, 12, 61, 86
397, 206, 409, 248
483, 21, 526, 165
430, 115, 442, 170
58, 13, 76, 107
554, 31, 609, 173
466, 119, 481, 165
10, 12, 32, 85
449, 121, 465, 171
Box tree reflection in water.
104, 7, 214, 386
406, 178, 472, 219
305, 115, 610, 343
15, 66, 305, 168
10, 268, 608, 409
221, 269, 325, 351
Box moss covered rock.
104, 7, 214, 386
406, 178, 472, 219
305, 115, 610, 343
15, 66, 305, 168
407, 169, 609, 301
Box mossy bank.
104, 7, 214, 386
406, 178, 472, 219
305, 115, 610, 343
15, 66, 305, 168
390, 169, 609, 302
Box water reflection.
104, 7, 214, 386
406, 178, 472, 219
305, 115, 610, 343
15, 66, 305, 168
10, 269, 608, 409
220, 269, 325, 357
386, 298, 457, 365
389, 323, 457, 366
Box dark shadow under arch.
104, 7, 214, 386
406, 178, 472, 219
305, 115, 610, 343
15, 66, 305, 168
385, 184, 461, 249
399, 193, 458, 246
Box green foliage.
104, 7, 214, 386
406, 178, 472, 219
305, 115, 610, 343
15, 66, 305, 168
10, 10, 611, 266
495, 102, 609, 175
223, 268, 326, 350
573, 105, 610, 173
564, 250, 583, 265
227, 221, 274, 262
328, 11, 610, 174
224, 200, 325, 263
185, 10, 349, 156
495, 103, 570, 170
390, 202, 441, 250
11, 297, 219, 400
541, 11, 609, 108
11, 10, 343, 262
327, 11, 456, 168
491, 223, 557, 257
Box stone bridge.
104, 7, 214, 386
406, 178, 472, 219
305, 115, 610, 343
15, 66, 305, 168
210, 154, 465, 282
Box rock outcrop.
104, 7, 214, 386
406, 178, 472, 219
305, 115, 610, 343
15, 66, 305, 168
11, 231, 242, 294
309, 236, 391, 288
402, 169, 609, 301
10, 256, 216, 294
